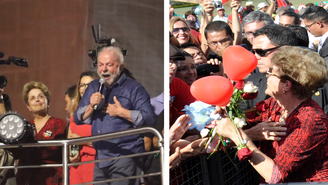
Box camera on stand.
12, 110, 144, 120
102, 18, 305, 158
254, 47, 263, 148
0, 52, 31, 144
0, 52, 28, 68
88, 24, 128, 67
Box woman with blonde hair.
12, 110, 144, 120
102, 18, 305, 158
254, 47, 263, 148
169, 17, 200, 47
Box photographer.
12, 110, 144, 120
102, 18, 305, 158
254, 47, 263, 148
0, 76, 11, 115
0, 92, 11, 115
0, 78, 16, 185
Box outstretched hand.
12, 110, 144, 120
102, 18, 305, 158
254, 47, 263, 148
169, 114, 192, 146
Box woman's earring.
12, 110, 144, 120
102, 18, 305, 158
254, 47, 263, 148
282, 88, 285, 94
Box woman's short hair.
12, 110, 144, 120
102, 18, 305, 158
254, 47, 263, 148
272, 46, 328, 99
22, 81, 51, 105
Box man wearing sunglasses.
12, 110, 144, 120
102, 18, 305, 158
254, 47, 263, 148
301, 6, 328, 66
241, 24, 297, 141
241, 24, 297, 111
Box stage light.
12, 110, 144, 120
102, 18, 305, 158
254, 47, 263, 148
0, 112, 35, 144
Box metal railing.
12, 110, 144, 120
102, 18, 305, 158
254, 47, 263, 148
0, 127, 164, 185
170, 148, 258, 185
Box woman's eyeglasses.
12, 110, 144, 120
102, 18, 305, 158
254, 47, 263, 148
172, 27, 190, 34
266, 67, 280, 78
252, 45, 282, 57
79, 83, 90, 89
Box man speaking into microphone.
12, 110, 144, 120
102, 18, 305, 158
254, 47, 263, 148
74, 46, 156, 185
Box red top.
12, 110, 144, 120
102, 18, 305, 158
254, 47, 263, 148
170, 77, 196, 124
69, 116, 96, 156
15, 117, 67, 185
251, 97, 328, 182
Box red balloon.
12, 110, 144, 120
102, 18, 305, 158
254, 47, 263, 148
190, 76, 234, 106
223, 45, 258, 81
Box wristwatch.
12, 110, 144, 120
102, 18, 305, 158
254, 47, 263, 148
241, 138, 251, 146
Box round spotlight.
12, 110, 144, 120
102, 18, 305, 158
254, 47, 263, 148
0, 112, 35, 144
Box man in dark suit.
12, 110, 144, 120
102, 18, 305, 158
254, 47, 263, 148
301, 6, 328, 67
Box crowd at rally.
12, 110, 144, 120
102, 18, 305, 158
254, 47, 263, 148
0, 46, 162, 185
169, 0, 328, 183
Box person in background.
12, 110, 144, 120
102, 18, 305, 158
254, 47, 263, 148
200, 0, 242, 56
175, 51, 197, 86
169, 43, 196, 125
204, 20, 234, 58
241, 1, 255, 18
68, 71, 99, 184
74, 46, 156, 185
257, 0, 276, 17
274, 6, 295, 24
288, 25, 310, 48
184, 10, 200, 30
305, 3, 314, 8
185, 20, 201, 45
0, 87, 11, 115
301, 6, 328, 66
242, 11, 274, 50
213, 6, 229, 22
15, 81, 67, 185
64, 84, 76, 121
257, 2, 268, 12
180, 43, 207, 65
279, 11, 300, 27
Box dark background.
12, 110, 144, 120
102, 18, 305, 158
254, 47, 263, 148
0, 0, 164, 121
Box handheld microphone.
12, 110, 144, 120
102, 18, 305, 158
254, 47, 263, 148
94, 78, 106, 110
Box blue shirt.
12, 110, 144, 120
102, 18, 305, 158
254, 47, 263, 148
74, 73, 156, 167
151, 92, 164, 116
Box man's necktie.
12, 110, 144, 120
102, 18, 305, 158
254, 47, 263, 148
318, 39, 323, 53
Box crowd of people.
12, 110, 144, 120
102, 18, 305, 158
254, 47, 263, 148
170, 0, 328, 183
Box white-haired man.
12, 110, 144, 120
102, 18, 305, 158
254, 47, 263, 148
74, 46, 156, 185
